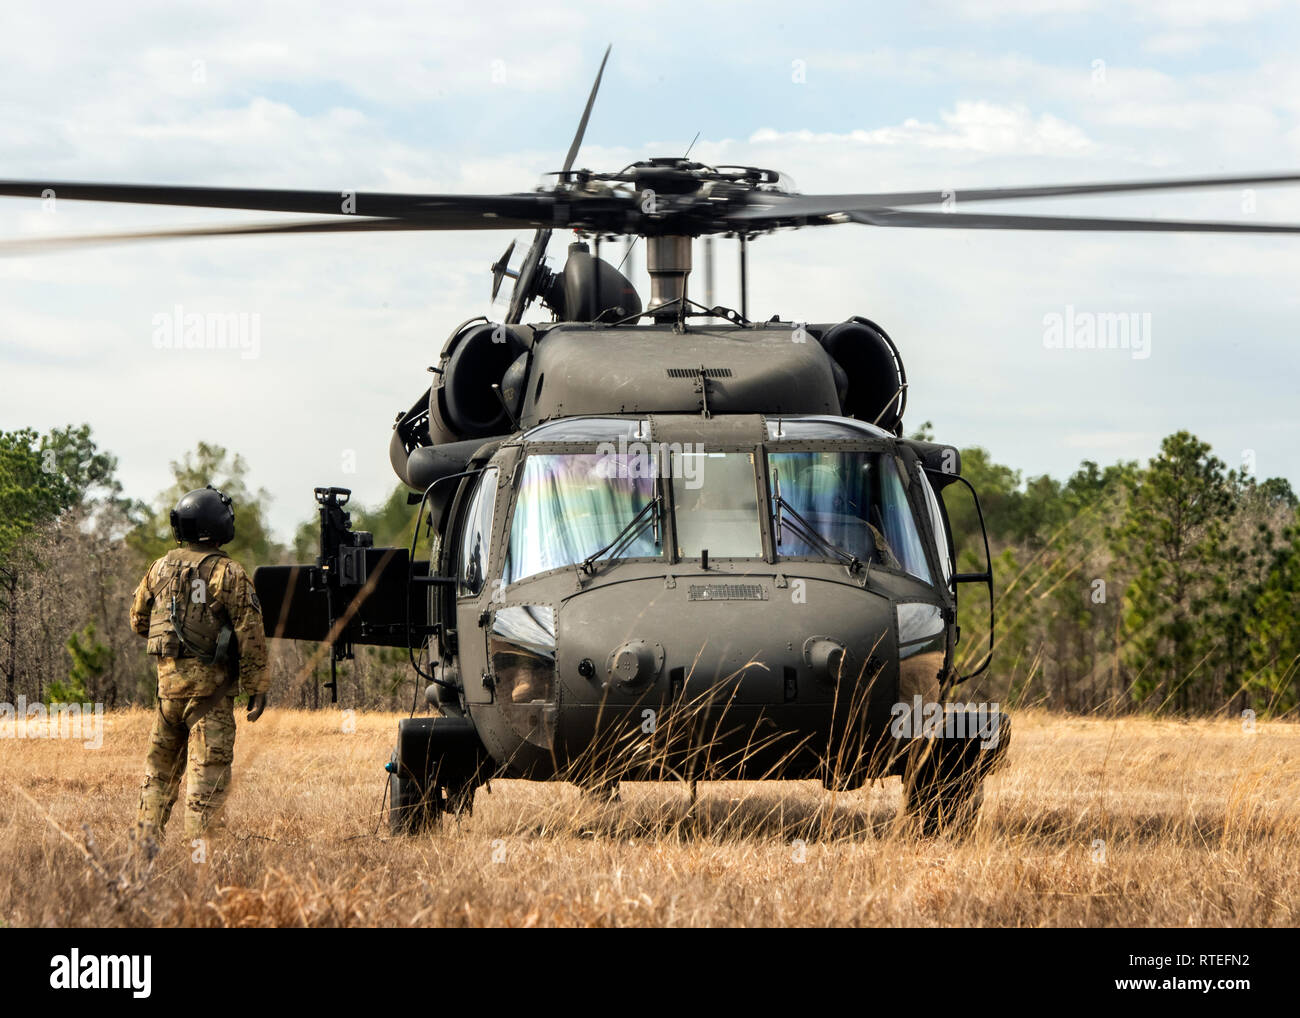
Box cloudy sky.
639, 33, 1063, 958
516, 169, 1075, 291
2, 0, 1298, 541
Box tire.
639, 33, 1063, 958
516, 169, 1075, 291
388, 750, 443, 834
388, 718, 491, 835
903, 748, 985, 837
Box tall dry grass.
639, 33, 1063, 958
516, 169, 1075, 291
1, 708, 1297, 927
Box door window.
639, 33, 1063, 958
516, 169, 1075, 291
458, 467, 499, 597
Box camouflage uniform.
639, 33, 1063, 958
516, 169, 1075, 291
130, 542, 268, 840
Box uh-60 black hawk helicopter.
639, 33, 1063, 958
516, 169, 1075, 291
7, 48, 1300, 835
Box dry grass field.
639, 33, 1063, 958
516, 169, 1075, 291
1, 707, 1298, 927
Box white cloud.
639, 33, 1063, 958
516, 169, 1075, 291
1133, 0, 1282, 26
2, 0, 1300, 541
943, 0, 1281, 25
752, 102, 1096, 156
1141, 31, 1216, 55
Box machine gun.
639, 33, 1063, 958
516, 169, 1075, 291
313, 487, 370, 702
252, 486, 432, 705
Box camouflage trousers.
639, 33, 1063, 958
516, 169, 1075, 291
135, 695, 236, 841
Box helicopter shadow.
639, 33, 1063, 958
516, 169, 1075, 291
983, 800, 1294, 850
496, 780, 911, 844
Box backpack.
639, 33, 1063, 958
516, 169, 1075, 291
146, 547, 234, 664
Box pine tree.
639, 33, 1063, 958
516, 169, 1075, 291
1244, 517, 1300, 713
52, 621, 113, 704
1113, 432, 1232, 711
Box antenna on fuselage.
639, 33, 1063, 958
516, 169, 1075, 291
738, 233, 749, 321
703, 236, 714, 320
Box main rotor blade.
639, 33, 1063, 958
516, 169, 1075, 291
845, 208, 1300, 233
507, 228, 551, 323
562, 44, 611, 174
0, 216, 437, 255
730, 171, 1300, 223
506, 45, 611, 322
0, 179, 553, 226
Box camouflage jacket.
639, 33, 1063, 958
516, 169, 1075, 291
130, 543, 269, 699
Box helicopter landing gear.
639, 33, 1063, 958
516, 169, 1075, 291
903, 755, 985, 837
901, 707, 1010, 837
387, 716, 492, 835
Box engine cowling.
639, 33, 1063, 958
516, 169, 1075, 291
389, 318, 529, 489
817, 317, 907, 433
437, 320, 530, 440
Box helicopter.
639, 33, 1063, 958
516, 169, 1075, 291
6, 47, 1300, 836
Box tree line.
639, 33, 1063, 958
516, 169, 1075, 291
927, 424, 1299, 715
1, 423, 1296, 715
0, 428, 417, 711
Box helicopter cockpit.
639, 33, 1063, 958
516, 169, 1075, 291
482, 414, 947, 588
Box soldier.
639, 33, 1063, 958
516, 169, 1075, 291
129, 485, 269, 843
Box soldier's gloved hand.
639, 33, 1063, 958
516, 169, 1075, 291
246, 693, 267, 722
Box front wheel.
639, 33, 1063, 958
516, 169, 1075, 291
901, 706, 1009, 836
387, 717, 492, 835
902, 746, 985, 837
388, 750, 443, 834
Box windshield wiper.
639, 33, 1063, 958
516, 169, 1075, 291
772, 494, 863, 572
771, 467, 862, 572
580, 495, 662, 575
769, 470, 863, 572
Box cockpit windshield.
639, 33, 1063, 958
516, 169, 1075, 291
503, 451, 660, 584
768, 450, 931, 582
500, 420, 936, 587
671, 451, 762, 559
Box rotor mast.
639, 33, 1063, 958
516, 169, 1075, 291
645, 235, 693, 322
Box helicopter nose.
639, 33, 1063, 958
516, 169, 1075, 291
558, 577, 900, 707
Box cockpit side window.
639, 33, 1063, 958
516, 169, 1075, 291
917, 468, 954, 587
457, 467, 499, 598
879, 458, 932, 584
